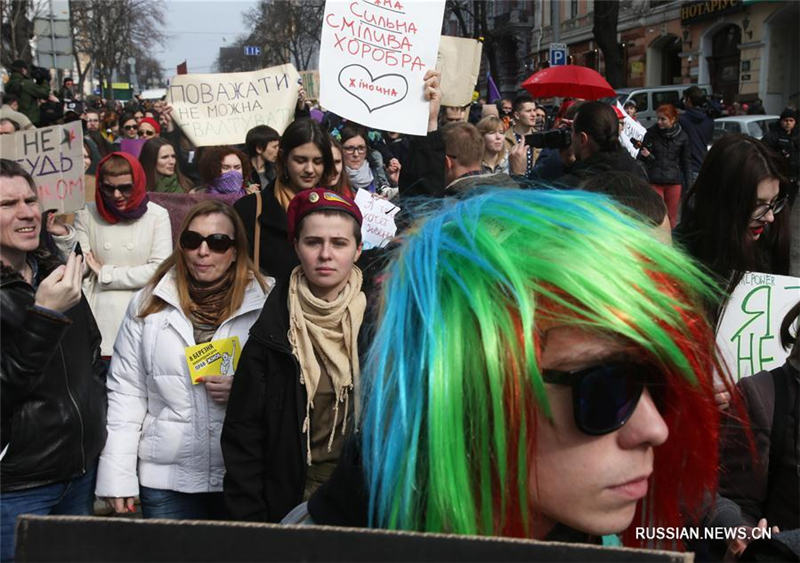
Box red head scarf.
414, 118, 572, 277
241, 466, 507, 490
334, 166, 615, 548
95, 151, 150, 224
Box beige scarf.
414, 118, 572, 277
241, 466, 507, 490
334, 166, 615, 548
287, 266, 366, 465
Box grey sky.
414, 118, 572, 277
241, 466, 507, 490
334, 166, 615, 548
155, 0, 258, 77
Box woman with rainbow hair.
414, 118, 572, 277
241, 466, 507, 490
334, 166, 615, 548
303, 187, 733, 548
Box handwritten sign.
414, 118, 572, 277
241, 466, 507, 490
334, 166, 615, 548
300, 70, 320, 101
319, 0, 446, 135
716, 272, 800, 380
354, 189, 399, 249
167, 64, 300, 147
616, 101, 646, 158
437, 36, 482, 107
0, 122, 84, 213
184, 336, 241, 384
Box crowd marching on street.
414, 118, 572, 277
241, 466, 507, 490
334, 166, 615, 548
1, 11, 799, 561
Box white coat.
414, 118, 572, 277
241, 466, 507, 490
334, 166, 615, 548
94, 269, 273, 498
54, 201, 173, 355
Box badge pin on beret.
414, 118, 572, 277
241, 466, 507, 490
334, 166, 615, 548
309, 192, 320, 203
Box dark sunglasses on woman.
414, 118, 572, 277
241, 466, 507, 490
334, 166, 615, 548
542, 361, 665, 436
100, 182, 134, 195
180, 231, 235, 253
138, 129, 156, 138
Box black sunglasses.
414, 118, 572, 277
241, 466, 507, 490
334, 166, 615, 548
123, 124, 137, 130
542, 362, 665, 436
100, 182, 134, 195
180, 231, 235, 253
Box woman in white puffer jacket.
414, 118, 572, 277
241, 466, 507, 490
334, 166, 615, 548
95, 200, 272, 520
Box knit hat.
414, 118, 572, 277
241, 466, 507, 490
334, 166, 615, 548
287, 188, 362, 241
780, 107, 798, 121
138, 117, 161, 135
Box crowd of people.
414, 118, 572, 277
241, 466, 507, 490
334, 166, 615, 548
1, 57, 799, 562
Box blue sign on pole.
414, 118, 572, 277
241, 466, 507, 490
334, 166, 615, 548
243, 46, 261, 56
549, 43, 568, 66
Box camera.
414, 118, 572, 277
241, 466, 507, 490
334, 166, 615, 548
524, 128, 572, 150
30, 65, 51, 84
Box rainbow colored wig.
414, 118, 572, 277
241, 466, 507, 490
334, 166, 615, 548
360, 188, 726, 545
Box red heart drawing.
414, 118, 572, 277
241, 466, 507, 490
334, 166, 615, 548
338, 64, 408, 113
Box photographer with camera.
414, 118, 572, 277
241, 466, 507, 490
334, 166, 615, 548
6, 60, 56, 127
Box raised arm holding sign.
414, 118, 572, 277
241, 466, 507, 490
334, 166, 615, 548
319, 0, 446, 135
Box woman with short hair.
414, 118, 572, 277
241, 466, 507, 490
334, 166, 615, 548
476, 116, 509, 174
194, 146, 258, 199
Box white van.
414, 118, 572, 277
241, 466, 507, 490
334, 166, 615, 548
616, 85, 710, 128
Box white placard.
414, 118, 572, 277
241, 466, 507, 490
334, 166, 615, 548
716, 272, 800, 380
319, 0, 446, 135
0, 122, 85, 213
616, 101, 647, 158
354, 189, 399, 249
167, 64, 300, 147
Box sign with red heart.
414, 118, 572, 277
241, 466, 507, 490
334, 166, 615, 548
319, 0, 446, 135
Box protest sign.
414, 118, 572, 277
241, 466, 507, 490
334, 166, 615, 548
616, 101, 646, 158
354, 189, 399, 249
437, 36, 482, 107
300, 70, 320, 100
185, 336, 241, 383
319, 0, 446, 135
167, 64, 300, 147
716, 272, 800, 380
0, 122, 84, 213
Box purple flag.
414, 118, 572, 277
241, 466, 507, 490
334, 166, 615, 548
120, 138, 147, 159
487, 72, 501, 103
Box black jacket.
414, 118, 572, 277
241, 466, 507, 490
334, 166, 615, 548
557, 146, 648, 187
762, 125, 800, 180
222, 281, 307, 522
678, 108, 713, 174
0, 250, 107, 492
234, 181, 299, 285
639, 123, 692, 187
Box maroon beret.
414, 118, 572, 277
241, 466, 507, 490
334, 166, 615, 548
287, 188, 363, 241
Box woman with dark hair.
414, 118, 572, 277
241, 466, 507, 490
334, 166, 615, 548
119, 112, 139, 140
52, 152, 172, 357
328, 138, 355, 199
139, 137, 192, 193
340, 123, 397, 194
638, 104, 691, 227
223, 188, 365, 522
194, 146, 258, 199
675, 134, 791, 294
233, 118, 335, 283
96, 200, 271, 519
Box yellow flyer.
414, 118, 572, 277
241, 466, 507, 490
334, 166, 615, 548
185, 336, 241, 384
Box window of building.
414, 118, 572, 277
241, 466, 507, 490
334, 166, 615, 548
571, 0, 578, 18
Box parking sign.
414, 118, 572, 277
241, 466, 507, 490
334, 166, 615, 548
549, 43, 567, 66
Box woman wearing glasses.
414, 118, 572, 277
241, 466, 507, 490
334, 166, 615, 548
137, 117, 160, 139
340, 123, 398, 195
95, 200, 271, 519
676, 134, 791, 299
52, 152, 172, 357
120, 113, 139, 140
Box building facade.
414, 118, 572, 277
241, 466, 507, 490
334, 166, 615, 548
479, 0, 797, 113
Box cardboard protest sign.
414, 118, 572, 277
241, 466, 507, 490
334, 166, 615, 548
0, 122, 84, 213
616, 101, 646, 158
17, 515, 693, 562
437, 36, 482, 107
185, 336, 241, 383
300, 70, 320, 100
167, 64, 300, 147
319, 0, 446, 136
354, 189, 399, 249
716, 272, 800, 380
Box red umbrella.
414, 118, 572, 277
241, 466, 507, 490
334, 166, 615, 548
521, 65, 616, 100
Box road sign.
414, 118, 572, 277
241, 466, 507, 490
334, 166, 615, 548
243, 46, 261, 56
549, 43, 568, 66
